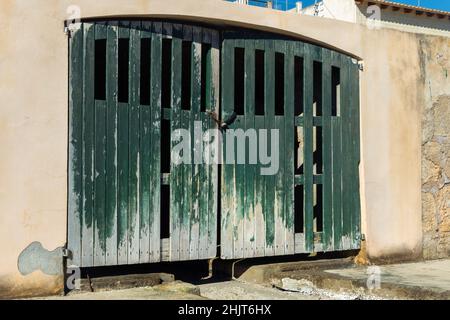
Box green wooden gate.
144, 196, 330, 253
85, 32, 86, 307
68, 21, 360, 267
68, 21, 219, 267
220, 31, 361, 259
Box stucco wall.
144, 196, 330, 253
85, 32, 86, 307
0, 0, 432, 297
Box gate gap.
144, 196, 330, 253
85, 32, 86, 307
160, 117, 171, 240
94, 39, 107, 100
313, 61, 322, 116
313, 184, 323, 232
234, 47, 245, 116
255, 49, 265, 115
332, 66, 341, 117
161, 119, 171, 174
181, 41, 192, 110
161, 185, 170, 240
140, 38, 151, 106
162, 39, 172, 109
294, 56, 304, 116
294, 185, 304, 233
313, 126, 323, 174
275, 52, 285, 116
295, 127, 304, 175
118, 38, 130, 103
201, 44, 212, 112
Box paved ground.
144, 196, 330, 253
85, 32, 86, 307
325, 259, 450, 295
198, 280, 382, 300
199, 280, 322, 300
31, 258, 450, 300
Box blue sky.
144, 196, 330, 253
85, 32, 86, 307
266, 0, 450, 11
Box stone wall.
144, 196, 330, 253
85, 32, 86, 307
420, 35, 450, 260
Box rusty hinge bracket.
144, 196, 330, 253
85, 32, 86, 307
358, 61, 365, 71
62, 248, 71, 258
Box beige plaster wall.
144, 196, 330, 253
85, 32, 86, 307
0, 0, 428, 297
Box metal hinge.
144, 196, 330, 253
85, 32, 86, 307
358, 61, 365, 71
356, 233, 366, 241
62, 248, 71, 258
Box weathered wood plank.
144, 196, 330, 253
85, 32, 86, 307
81, 23, 95, 267
149, 21, 162, 262
284, 40, 296, 255
169, 23, 183, 262
302, 43, 314, 252
179, 24, 193, 261
350, 60, 361, 249
127, 21, 141, 265
207, 30, 220, 259
105, 22, 119, 266
139, 21, 152, 264
190, 26, 202, 260
93, 23, 108, 267
254, 38, 266, 258
340, 55, 352, 249
332, 117, 342, 250
274, 39, 285, 256
221, 35, 235, 259
234, 37, 245, 259
94, 99, 107, 266
117, 22, 130, 265
264, 39, 275, 256
321, 48, 333, 251
244, 38, 256, 258
68, 24, 84, 267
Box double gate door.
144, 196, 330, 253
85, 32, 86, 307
68, 21, 361, 267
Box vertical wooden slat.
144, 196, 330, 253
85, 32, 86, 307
139, 21, 152, 264
105, 22, 119, 266
150, 21, 162, 262
198, 28, 212, 260
332, 116, 342, 250
68, 25, 84, 267
274, 39, 285, 256
244, 38, 256, 258
340, 55, 352, 249
170, 23, 182, 261
93, 24, 107, 267
302, 43, 314, 252
94, 98, 107, 266
351, 61, 361, 249
322, 48, 333, 251
234, 37, 245, 259
117, 22, 130, 265
264, 39, 275, 256
293, 41, 305, 254
221, 34, 235, 259
179, 25, 193, 261
207, 30, 220, 258
190, 26, 202, 260
284, 40, 295, 255
254, 38, 266, 257
127, 21, 141, 264
81, 23, 95, 267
